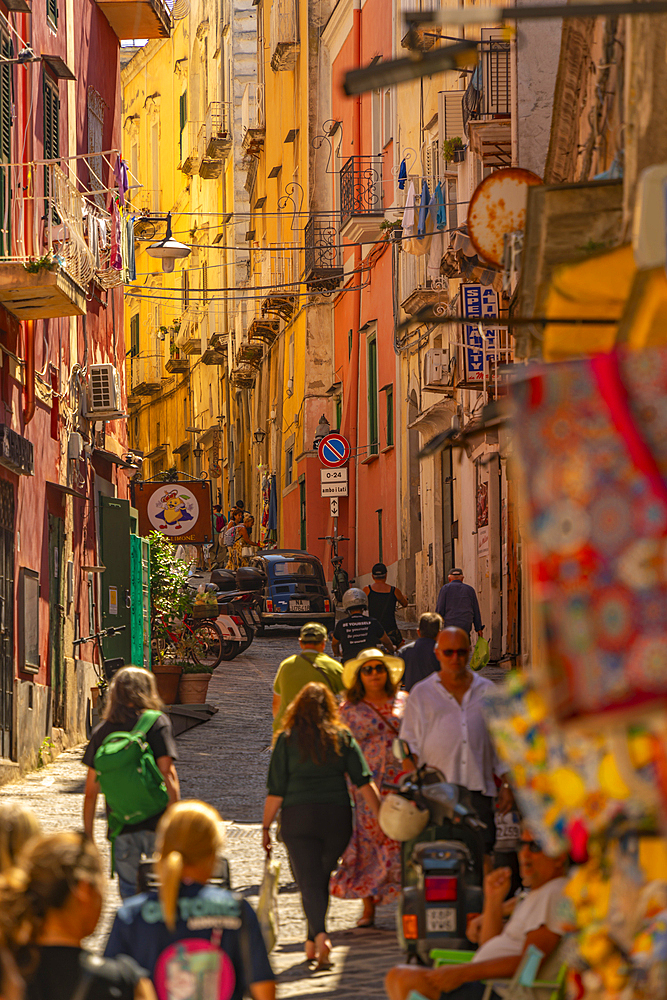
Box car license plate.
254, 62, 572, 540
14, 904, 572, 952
426, 908, 456, 933
289, 600, 310, 612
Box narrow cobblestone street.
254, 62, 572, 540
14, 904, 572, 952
0, 634, 408, 999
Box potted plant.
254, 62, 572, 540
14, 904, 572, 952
442, 137, 465, 164
380, 219, 402, 243
178, 659, 216, 704
149, 531, 194, 704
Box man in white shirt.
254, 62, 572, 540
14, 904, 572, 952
385, 828, 569, 1000
399, 627, 513, 857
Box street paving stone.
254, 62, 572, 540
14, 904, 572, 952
0, 631, 507, 998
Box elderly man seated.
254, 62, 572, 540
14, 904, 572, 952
385, 828, 569, 1000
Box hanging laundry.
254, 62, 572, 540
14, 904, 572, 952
402, 181, 416, 238
397, 159, 407, 190
126, 217, 136, 281
417, 179, 431, 237
427, 229, 445, 283
433, 182, 447, 231
114, 155, 129, 207
110, 200, 122, 270
261, 473, 270, 529
268, 473, 278, 531
120, 209, 129, 281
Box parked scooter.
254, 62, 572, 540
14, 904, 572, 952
380, 739, 486, 965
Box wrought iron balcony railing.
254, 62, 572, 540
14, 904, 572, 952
304, 217, 343, 289
340, 156, 383, 228
270, 0, 299, 70
462, 37, 511, 136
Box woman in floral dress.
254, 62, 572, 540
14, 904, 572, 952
330, 647, 406, 927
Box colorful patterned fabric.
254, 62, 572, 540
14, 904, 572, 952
330, 694, 406, 903
513, 349, 667, 722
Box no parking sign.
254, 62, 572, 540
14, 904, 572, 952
318, 433, 350, 468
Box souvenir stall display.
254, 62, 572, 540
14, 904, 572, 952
486, 348, 667, 998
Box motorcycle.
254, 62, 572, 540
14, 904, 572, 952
380, 739, 486, 965
187, 573, 260, 662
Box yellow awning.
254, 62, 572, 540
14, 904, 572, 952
542, 244, 636, 361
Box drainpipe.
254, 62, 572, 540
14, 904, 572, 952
342, 0, 363, 581
23, 320, 35, 424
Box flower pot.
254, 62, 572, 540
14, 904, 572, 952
152, 662, 184, 705
178, 673, 212, 705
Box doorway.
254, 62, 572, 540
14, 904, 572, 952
0, 480, 13, 759
441, 449, 455, 576
48, 515, 65, 728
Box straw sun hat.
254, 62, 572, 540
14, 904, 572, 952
341, 647, 405, 690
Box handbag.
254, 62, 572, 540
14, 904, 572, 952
256, 856, 280, 952
471, 637, 490, 671
241, 546, 254, 558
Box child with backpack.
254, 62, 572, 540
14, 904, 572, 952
104, 800, 276, 1000
83, 666, 180, 899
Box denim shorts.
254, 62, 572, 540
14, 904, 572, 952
114, 829, 156, 899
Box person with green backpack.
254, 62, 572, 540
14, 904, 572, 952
83, 667, 180, 899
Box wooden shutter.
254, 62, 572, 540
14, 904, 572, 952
179, 90, 187, 161
438, 90, 465, 143
130, 313, 140, 357
47, 0, 58, 27
43, 76, 59, 159
0, 37, 12, 255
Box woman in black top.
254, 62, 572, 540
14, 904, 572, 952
0, 831, 153, 1000
363, 563, 409, 649
263, 683, 381, 969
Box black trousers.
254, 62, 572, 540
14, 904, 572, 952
281, 801, 353, 940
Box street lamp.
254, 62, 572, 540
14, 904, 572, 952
312, 414, 331, 450
253, 427, 266, 444
146, 212, 191, 273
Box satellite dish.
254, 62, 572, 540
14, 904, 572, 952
172, 0, 190, 19
467, 167, 543, 268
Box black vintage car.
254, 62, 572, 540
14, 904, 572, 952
250, 550, 335, 633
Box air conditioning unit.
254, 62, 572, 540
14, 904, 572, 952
424, 349, 454, 390
85, 364, 124, 420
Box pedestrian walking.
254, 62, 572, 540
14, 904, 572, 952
211, 505, 227, 569
435, 569, 484, 638
363, 563, 409, 650
82, 666, 180, 899
330, 649, 406, 927
262, 682, 381, 969
105, 800, 276, 1000
399, 627, 513, 866
0, 831, 152, 1000
0, 802, 40, 871
331, 589, 395, 661
272, 622, 344, 732
399, 612, 442, 691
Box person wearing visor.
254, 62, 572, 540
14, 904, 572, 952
330, 649, 406, 928
272, 622, 344, 732
399, 627, 514, 864
385, 827, 569, 1000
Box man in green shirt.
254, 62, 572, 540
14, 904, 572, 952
272, 622, 344, 731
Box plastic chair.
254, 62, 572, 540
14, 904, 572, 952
429, 943, 567, 1000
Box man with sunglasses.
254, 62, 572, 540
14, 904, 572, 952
385, 828, 569, 1000
399, 627, 513, 861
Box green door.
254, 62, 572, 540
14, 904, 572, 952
99, 495, 132, 664
130, 534, 151, 668
48, 514, 65, 727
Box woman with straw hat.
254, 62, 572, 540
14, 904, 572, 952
330, 648, 406, 928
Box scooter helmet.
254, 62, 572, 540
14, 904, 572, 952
342, 587, 368, 611
379, 793, 430, 842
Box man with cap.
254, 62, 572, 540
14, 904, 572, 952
272, 622, 344, 732
435, 568, 484, 638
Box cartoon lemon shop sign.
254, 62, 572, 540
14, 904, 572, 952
148, 486, 200, 536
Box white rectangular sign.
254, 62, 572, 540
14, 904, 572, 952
321, 467, 348, 483
330, 498, 339, 517
321, 482, 349, 497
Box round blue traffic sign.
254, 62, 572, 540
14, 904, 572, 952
318, 433, 350, 468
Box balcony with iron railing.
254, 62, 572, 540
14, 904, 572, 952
462, 37, 512, 166
261, 251, 297, 321
270, 0, 299, 70
242, 84, 265, 156
95, 0, 171, 40
129, 352, 162, 395
340, 156, 384, 243
304, 217, 343, 290
199, 103, 233, 179
179, 121, 203, 174
399, 252, 449, 317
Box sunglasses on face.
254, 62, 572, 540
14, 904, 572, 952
520, 839, 543, 854
440, 648, 469, 659
361, 664, 387, 676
